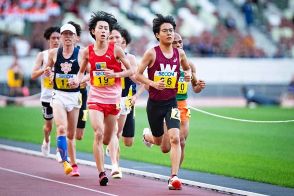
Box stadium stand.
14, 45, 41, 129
0, 0, 293, 58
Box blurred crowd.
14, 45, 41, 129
0, 0, 294, 58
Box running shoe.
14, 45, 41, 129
56, 151, 62, 163
168, 175, 182, 190
99, 171, 108, 186
63, 161, 73, 175
142, 128, 153, 148
71, 164, 80, 177
111, 166, 122, 179
41, 140, 50, 157
56, 151, 70, 163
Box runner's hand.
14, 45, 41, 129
104, 69, 116, 78
151, 79, 165, 90
68, 78, 79, 89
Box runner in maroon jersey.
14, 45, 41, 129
135, 14, 191, 190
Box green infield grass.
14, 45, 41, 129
0, 105, 293, 188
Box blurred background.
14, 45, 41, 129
0, 0, 294, 107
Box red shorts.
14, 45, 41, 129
88, 102, 120, 117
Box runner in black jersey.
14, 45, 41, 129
44, 23, 83, 177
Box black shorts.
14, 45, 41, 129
77, 88, 88, 129
122, 105, 135, 137
146, 97, 180, 137
41, 101, 53, 120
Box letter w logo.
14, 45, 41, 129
160, 63, 176, 72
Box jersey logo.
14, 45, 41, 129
69, 59, 76, 63
106, 55, 111, 60
159, 63, 177, 72
173, 58, 177, 63
61, 62, 72, 74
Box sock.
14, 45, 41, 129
57, 136, 67, 161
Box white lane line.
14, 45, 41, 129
0, 166, 118, 196
0, 144, 268, 196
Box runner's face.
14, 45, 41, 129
109, 30, 122, 46
93, 21, 110, 41
157, 23, 174, 44
61, 31, 75, 46
172, 34, 183, 49
49, 32, 60, 49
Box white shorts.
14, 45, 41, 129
119, 96, 132, 115
51, 90, 81, 112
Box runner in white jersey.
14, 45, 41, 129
31, 26, 60, 156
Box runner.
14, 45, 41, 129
31, 26, 60, 156
70, 11, 133, 186
107, 25, 145, 179
157, 32, 206, 166
44, 23, 82, 176
135, 14, 191, 190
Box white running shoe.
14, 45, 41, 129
168, 176, 182, 190
41, 140, 50, 157
142, 128, 153, 148
111, 165, 122, 179
56, 150, 70, 163
56, 151, 62, 163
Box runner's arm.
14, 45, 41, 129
31, 52, 44, 79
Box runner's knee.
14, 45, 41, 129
43, 124, 52, 133
67, 131, 75, 140
161, 145, 170, 153
94, 130, 103, 143
75, 129, 84, 140
57, 125, 66, 135
170, 135, 180, 145
123, 139, 133, 147
180, 137, 186, 148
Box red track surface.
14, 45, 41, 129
0, 149, 226, 196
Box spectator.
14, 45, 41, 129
6, 57, 24, 104
242, 0, 255, 31
224, 14, 237, 30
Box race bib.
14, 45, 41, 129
177, 77, 188, 94
55, 73, 76, 89
170, 108, 180, 121
93, 71, 115, 87
43, 77, 53, 89
154, 71, 177, 89
125, 96, 132, 110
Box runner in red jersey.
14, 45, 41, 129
135, 14, 191, 190
70, 11, 133, 186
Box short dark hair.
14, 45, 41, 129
67, 21, 82, 37
120, 28, 132, 45
43, 26, 60, 40
112, 23, 123, 33
152, 14, 176, 41
88, 11, 117, 39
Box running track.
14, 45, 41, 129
0, 149, 227, 196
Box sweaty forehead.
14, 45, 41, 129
96, 21, 109, 27
111, 30, 121, 36
160, 23, 173, 29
